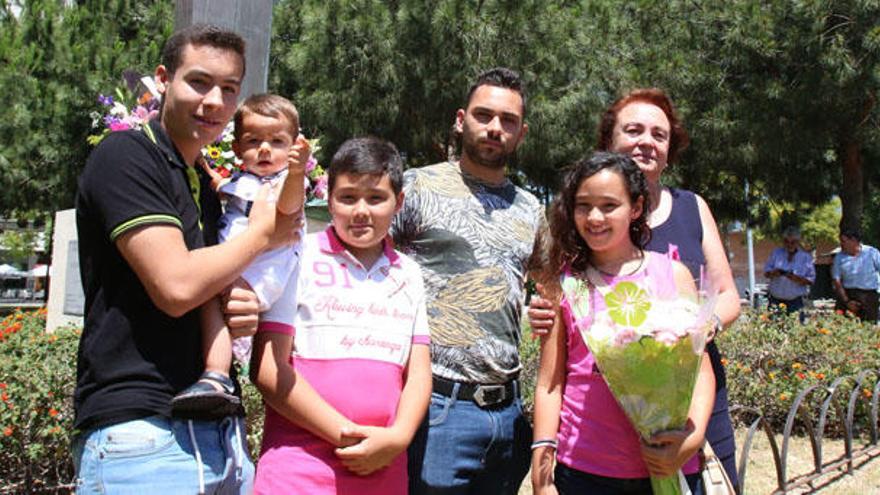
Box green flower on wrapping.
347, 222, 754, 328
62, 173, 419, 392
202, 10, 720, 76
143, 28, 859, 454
604, 281, 651, 327
616, 394, 672, 438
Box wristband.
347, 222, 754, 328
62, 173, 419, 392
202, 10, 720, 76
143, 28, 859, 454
531, 439, 558, 451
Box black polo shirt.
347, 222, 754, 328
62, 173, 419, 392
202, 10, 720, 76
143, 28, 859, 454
74, 120, 226, 431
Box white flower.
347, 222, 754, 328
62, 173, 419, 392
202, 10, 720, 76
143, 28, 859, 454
89, 111, 102, 128
110, 101, 128, 117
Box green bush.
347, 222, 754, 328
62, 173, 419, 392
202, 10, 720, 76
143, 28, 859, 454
519, 323, 541, 419
719, 306, 880, 433
240, 373, 266, 461
0, 309, 77, 493
7, 303, 877, 492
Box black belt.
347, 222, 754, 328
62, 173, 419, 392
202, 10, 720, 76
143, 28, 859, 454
432, 375, 518, 408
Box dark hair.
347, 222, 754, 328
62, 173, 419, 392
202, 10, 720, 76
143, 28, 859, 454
549, 151, 652, 276
840, 226, 862, 242
329, 137, 404, 195
161, 24, 246, 78
463, 67, 527, 116
233, 93, 299, 141
597, 88, 690, 164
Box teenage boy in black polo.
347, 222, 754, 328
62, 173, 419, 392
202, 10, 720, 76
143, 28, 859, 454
73, 24, 299, 494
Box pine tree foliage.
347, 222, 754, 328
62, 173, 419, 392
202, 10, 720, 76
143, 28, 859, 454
4, 0, 880, 234
0, 0, 172, 215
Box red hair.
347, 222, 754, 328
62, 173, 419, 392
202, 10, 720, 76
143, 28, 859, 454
596, 88, 690, 164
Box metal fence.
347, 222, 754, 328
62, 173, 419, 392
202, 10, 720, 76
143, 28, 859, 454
732, 369, 880, 494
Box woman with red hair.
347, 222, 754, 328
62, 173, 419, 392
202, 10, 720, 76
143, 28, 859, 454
531, 88, 741, 492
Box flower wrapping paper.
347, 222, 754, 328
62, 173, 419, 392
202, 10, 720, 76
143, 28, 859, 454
562, 268, 716, 495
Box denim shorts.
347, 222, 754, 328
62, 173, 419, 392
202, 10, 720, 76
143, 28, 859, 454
72, 415, 254, 494
408, 386, 532, 494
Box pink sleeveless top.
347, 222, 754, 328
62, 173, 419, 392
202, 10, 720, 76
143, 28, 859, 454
555, 251, 701, 478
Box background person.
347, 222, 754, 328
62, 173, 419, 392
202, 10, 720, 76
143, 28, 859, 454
832, 227, 880, 322
529, 87, 742, 490
392, 67, 548, 494
763, 226, 815, 319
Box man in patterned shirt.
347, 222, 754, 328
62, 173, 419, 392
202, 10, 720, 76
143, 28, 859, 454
392, 67, 547, 494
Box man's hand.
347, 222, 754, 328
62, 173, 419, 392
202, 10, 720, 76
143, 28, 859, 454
846, 299, 862, 314
248, 183, 304, 251
527, 283, 556, 338
223, 278, 259, 338
334, 425, 407, 476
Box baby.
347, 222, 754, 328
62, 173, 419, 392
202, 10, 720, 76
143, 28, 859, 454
172, 93, 309, 414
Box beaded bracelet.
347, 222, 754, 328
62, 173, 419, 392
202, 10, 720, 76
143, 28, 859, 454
530, 439, 558, 451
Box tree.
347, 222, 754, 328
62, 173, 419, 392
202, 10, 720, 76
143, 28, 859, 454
0, 0, 172, 215
687, 0, 880, 231
271, 0, 623, 198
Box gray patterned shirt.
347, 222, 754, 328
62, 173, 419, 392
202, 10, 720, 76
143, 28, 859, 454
390, 161, 547, 384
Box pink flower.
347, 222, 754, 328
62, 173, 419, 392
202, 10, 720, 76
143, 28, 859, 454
305, 156, 317, 174
109, 121, 131, 132
613, 328, 639, 347
313, 176, 328, 199
654, 329, 680, 346
132, 105, 158, 123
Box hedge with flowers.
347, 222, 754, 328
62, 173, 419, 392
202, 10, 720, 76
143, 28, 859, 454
718, 306, 880, 435
3, 305, 880, 491
0, 309, 78, 493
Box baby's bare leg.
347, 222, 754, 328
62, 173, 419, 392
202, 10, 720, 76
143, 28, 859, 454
201, 296, 233, 376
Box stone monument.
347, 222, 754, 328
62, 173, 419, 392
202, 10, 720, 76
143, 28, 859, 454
175, 0, 273, 98
45, 209, 84, 331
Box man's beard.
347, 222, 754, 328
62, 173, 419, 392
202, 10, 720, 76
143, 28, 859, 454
460, 127, 514, 169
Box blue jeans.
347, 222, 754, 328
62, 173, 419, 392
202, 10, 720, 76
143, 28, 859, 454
72, 415, 254, 494
408, 387, 532, 494
554, 462, 704, 495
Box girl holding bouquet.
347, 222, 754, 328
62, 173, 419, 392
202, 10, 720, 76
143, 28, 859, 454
531, 151, 715, 495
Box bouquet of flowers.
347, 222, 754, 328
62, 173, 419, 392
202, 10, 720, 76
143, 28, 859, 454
201, 121, 242, 180
562, 267, 716, 495
302, 138, 328, 205
87, 70, 160, 146
88, 72, 328, 205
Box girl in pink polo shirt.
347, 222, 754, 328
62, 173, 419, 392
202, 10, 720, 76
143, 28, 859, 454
530, 152, 716, 495
250, 137, 431, 494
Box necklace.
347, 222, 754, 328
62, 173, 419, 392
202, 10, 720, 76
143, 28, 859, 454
593, 251, 645, 278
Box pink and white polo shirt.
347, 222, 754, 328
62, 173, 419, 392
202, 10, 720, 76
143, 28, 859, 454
254, 227, 429, 495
